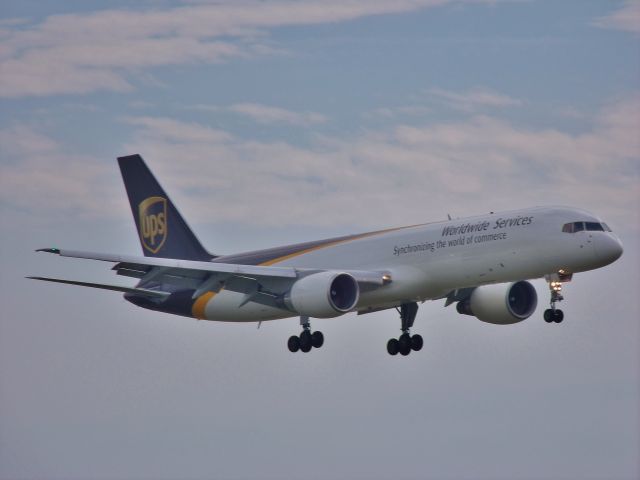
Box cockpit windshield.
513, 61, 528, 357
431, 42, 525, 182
562, 221, 611, 233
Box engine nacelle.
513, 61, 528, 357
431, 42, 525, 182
456, 281, 537, 325
285, 271, 360, 318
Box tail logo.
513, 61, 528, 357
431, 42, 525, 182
139, 196, 167, 254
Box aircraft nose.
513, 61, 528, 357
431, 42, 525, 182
597, 234, 623, 265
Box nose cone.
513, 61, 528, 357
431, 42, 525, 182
596, 234, 623, 265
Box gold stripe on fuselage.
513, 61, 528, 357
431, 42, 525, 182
192, 291, 216, 319
259, 223, 425, 266
191, 223, 427, 317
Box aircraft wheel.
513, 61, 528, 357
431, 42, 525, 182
387, 338, 399, 356
299, 331, 312, 352
544, 309, 553, 323
553, 309, 564, 323
411, 334, 423, 351
399, 333, 412, 351
300, 329, 312, 344
288, 335, 300, 353
399, 341, 411, 356
311, 331, 324, 348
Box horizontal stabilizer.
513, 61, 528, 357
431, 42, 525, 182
26, 276, 170, 299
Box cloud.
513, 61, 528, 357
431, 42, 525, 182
427, 87, 524, 111
118, 94, 638, 231
0, 124, 59, 156
4, 92, 637, 233
0, 126, 122, 222
123, 116, 233, 143
364, 105, 432, 120
190, 103, 327, 126
594, 1, 640, 34
228, 103, 327, 126
0, 0, 501, 98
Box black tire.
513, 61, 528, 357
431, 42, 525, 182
387, 338, 399, 356
544, 309, 553, 323
300, 329, 311, 343
311, 331, 324, 348
399, 333, 412, 352
288, 335, 300, 353
399, 341, 411, 356
299, 331, 312, 352
411, 334, 423, 351
553, 309, 564, 323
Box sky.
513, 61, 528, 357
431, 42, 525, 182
0, 1, 639, 479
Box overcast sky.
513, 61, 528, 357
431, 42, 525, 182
1, 1, 639, 479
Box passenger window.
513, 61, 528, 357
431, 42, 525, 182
573, 222, 584, 232
585, 222, 604, 232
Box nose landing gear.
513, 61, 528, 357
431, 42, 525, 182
387, 302, 423, 356
288, 316, 324, 353
544, 274, 569, 323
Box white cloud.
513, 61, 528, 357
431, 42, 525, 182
0, 124, 59, 155
0, 0, 501, 98
186, 102, 327, 126
4, 93, 637, 232
118, 94, 639, 231
0, 126, 122, 222
123, 116, 233, 143
594, 1, 640, 34
427, 87, 524, 111
228, 103, 327, 126
364, 105, 432, 120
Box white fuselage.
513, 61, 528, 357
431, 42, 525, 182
199, 206, 623, 321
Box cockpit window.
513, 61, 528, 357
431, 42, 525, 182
585, 222, 604, 232
562, 221, 610, 233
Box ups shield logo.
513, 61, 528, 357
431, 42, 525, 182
139, 196, 167, 254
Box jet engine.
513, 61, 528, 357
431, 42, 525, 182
286, 271, 359, 318
456, 281, 537, 325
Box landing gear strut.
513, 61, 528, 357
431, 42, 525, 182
387, 302, 423, 356
543, 277, 565, 323
288, 316, 324, 353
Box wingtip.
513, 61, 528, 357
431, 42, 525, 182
36, 248, 60, 254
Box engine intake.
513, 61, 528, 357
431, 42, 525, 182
456, 281, 537, 324
286, 271, 359, 318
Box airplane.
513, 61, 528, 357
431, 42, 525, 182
29, 154, 624, 356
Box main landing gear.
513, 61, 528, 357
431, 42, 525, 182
288, 316, 324, 353
543, 278, 565, 323
387, 302, 423, 356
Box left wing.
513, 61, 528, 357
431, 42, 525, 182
32, 248, 391, 306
